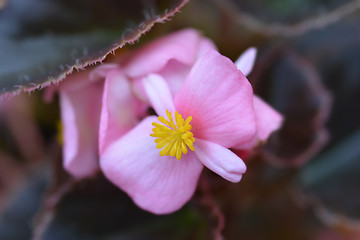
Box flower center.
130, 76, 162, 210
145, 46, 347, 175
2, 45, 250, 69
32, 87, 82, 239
150, 110, 195, 160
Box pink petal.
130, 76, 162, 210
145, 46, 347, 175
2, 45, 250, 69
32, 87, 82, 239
197, 38, 217, 58
44, 65, 117, 103
99, 69, 142, 154
253, 95, 283, 141
100, 116, 203, 214
89, 64, 120, 82
194, 139, 246, 182
147, 38, 215, 97
235, 96, 283, 149
60, 70, 95, 91
43, 84, 58, 103
175, 50, 257, 148
143, 74, 175, 117
124, 29, 201, 79
132, 62, 192, 104
126, 30, 217, 102
158, 61, 191, 96
44, 70, 91, 103
60, 79, 103, 178
234, 47, 257, 76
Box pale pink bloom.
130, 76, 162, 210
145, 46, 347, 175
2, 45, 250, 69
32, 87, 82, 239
123, 28, 216, 100
234, 47, 283, 150
98, 29, 216, 154
100, 50, 256, 214
62, 29, 214, 178
59, 64, 119, 178
98, 68, 146, 155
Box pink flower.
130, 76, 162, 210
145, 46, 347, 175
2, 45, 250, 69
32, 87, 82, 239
100, 50, 256, 214
98, 29, 216, 155
98, 29, 214, 155
123, 28, 216, 100
60, 29, 216, 178
58, 27, 283, 214
58, 64, 119, 178
98, 68, 146, 155
233, 47, 283, 151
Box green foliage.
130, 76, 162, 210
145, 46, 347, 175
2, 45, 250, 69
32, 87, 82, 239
0, 0, 186, 95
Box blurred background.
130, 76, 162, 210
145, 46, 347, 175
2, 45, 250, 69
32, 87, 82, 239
0, 0, 360, 239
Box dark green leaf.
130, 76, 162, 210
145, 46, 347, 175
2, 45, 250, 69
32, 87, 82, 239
299, 130, 360, 219
251, 48, 331, 167
0, 0, 187, 96
296, 17, 360, 222
0, 170, 49, 240
216, 0, 360, 37
39, 175, 208, 240
225, 0, 353, 24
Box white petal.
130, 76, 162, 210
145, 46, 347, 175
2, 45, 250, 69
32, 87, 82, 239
234, 47, 257, 76
194, 139, 246, 183
143, 74, 175, 117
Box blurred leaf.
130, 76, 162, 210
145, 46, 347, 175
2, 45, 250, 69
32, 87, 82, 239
294, 17, 360, 230
299, 130, 360, 225
250, 48, 331, 167
0, 152, 24, 214
0, 169, 49, 240
0, 0, 188, 96
222, 0, 354, 24
2, 93, 45, 163
36, 175, 209, 240
200, 162, 320, 240
216, 0, 360, 37
295, 17, 360, 148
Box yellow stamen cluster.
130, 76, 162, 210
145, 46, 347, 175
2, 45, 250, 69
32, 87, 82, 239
150, 110, 195, 160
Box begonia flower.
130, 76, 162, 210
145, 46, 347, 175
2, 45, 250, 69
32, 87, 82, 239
125, 36, 281, 151
98, 68, 146, 155
60, 29, 215, 178
58, 64, 119, 178
98, 29, 217, 155
100, 50, 256, 214
123, 28, 217, 100
233, 47, 283, 150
